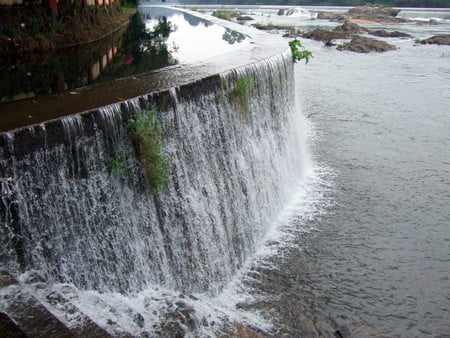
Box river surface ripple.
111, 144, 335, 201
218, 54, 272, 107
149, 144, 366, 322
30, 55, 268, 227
242, 12, 450, 337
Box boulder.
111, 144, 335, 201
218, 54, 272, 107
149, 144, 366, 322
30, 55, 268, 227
420, 34, 450, 45
337, 35, 396, 53
318, 5, 406, 24
302, 28, 344, 43
302, 21, 367, 43
333, 21, 369, 35
317, 11, 346, 22
369, 29, 411, 38
346, 5, 400, 19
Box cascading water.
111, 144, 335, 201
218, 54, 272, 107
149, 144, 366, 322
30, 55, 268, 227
0, 51, 309, 335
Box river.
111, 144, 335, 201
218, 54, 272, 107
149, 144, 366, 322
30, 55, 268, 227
235, 6, 450, 337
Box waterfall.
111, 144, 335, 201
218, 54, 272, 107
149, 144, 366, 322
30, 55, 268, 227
0, 51, 305, 297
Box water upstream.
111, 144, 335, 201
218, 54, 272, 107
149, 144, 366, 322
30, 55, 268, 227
234, 7, 450, 337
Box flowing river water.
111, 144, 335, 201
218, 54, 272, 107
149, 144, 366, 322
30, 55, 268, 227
235, 6, 450, 337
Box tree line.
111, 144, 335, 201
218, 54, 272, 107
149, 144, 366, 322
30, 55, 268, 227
178, 0, 450, 8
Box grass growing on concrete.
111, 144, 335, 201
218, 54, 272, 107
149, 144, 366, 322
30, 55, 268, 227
129, 110, 169, 191
228, 75, 254, 119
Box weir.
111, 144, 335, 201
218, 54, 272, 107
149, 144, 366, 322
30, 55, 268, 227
0, 8, 306, 336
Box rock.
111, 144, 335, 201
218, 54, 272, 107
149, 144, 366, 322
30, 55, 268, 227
337, 35, 396, 53
278, 8, 310, 17
346, 5, 400, 19
317, 11, 346, 22
174, 300, 197, 330
302, 21, 367, 44
318, 5, 406, 24
302, 28, 342, 43
420, 34, 450, 45
369, 29, 411, 38
158, 321, 185, 338
237, 15, 253, 21
333, 21, 369, 36
224, 322, 264, 337
346, 5, 406, 23
133, 313, 145, 328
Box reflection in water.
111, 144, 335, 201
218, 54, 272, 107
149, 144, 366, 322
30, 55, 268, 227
97, 13, 176, 83
222, 28, 246, 45
0, 7, 250, 103
0, 34, 122, 103
142, 7, 251, 64
0, 12, 176, 103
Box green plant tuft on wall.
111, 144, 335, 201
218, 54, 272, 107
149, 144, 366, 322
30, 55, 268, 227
108, 150, 126, 176
289, 38, 313, 64
228, 75, 254, 119
129, 110, 170, 191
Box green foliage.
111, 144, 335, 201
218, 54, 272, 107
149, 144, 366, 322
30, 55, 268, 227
228, 76, 254, 118
129, 110, 170, 191
29, 16, 44, 35
108, 150, 126, 176
212, 10, 238, 21
222, 28, 246, 44
289, 38, 313, 64
47, 16, 65, 36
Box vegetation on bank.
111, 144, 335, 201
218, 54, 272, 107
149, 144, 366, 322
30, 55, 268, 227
129, 110, 170, 191
179, 0, 449, 8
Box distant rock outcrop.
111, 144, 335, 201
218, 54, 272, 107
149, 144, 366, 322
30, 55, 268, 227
420, 34, 450, 45
346, 5, 405, 23
317, 5, 406, 24
317, 11, 346, 22
337, 35, 396, 53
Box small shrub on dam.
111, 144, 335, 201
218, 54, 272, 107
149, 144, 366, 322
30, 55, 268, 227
129, 110, 169, 191
108, 150, 127, 176
289, 38, 313, 64
228, 75, 254, 119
